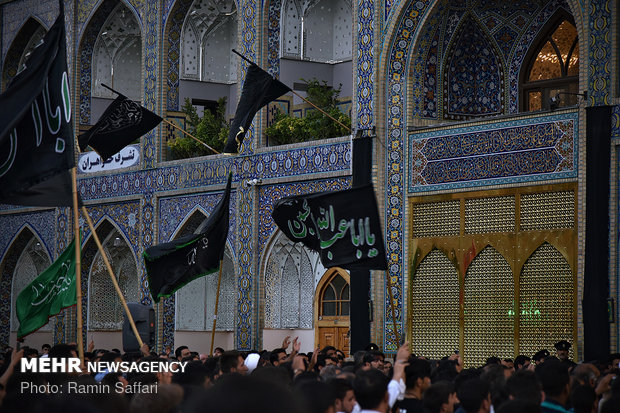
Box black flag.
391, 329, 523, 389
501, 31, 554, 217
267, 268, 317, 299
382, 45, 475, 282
271, 184, 388, 270
223, 64, 290, 153
144, 173, 232, 302
0, 10, 78, 207
78, 94, 162, 160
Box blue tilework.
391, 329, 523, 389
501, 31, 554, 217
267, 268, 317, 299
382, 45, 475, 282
357, 0, 374, 129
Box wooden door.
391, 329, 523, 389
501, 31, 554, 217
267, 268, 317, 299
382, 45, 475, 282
315, 269, 351, 356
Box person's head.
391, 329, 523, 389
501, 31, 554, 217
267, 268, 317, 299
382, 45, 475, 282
295, 380, 337, 413
554, 340, 571, 361
329, 378, 356, 413
48, 343, 78, 359
423, 381, 459, 413
501, 359, 514, 371
485, 357, 501, 366
219, 350, 248, 375
571, 384, 597, 413
505, 369, 542, 405
213, 347, 224, 357
457, 378, 491, 413
353, 368, 390, 411
321, 346, 337, 358
270, 348, 288, 366
571, 363, 600, 388
173, 360, 211, 387
41, 344, 51, 354
369, 351, 385, 370
532, 349, 550, 365
535, 360, 570, 402
514, 355, 531, 370
175, 345, 191, 360
405, 357, 432, 392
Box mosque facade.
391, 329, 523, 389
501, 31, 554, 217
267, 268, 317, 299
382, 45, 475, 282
0, 0, 618, 365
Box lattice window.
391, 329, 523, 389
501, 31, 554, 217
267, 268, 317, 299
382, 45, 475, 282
519, 242, 574, 361
304, 0, 352, 62
464, 247, 514, 367
411, 200, 460, 237
282, 0, 301, 57
465, 196, 515, 234
264, 232, 318, 329
11, 238, 52, 332
410, 249, 459, 359
176, 248, 235, 330
88, 229, 140, 330
181, 0, 237, 83
520, 191, 574, 230
92, 4, 141, 100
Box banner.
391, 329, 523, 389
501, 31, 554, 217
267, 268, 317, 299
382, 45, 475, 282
17, 238, 78, 338
272, 184, 387, 270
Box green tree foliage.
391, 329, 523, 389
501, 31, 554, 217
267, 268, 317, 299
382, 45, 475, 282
265, 78, 351, 146
167, 97, 229, 159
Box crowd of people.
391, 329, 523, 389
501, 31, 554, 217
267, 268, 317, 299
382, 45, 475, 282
0, 337, 619, 413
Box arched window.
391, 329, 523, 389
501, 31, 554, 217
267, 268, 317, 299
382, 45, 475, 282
88, 227, 140, 330
11, 237, 52, 332
521, 16, 579, 112
92, 5, 142, 100
2, 18, 46, 90
319, 272, 349, 317
263, 231, 323, 329
181, 0, 237, 83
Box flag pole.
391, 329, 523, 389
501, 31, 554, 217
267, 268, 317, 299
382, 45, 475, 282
231, 49, 351, 133
161, 118, 220, 155
81, 206, 144, 348
71, 167, 84, 363
210, 259, 224, 355
386, 275, 400, 346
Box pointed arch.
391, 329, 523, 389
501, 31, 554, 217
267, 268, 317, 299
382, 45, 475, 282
77, 0, 133, 125
84, 218, 140, 331
519, 242, 574, 361
280, 0, 301, 58
261, 230, 322, 330
91, 3, 143, 100
303, 0, 352, 62
464, 246, 514, 367
410, 248, 459, 359
315, 268, 350, 317
443, 13, 504, 120
2, 17, 47, 90
173, 206, 236, 332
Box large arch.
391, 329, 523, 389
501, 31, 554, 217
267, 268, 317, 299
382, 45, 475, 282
77, 0, 142, 125
2, 17, 47, 90
376, 0, 584, 352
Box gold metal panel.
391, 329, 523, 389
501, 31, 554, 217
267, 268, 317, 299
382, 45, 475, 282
412, 201, 460, 238
519, 242, 574, 360
465, 196, 515, 234
464, 247, 515, 367
410, 250, 460, 359
520, 191, 574, 231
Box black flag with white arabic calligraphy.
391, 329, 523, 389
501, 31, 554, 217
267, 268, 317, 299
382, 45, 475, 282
271, 184, 388, 271
143, 173, 232, 302
78, 94, 162, 160
0, 10, 78, 207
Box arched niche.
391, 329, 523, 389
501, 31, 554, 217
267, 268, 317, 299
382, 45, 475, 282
410, 248, 459, 359
464, 246, 514, 367
2, 17, 46, 90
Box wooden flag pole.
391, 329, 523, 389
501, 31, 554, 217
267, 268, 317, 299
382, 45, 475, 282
81, 206, 144, 348
386, 275, 400, 346
161, 118, 220, 155
209, 259, 224, 355
71, 167, 84, 363
231, 49, 351, 133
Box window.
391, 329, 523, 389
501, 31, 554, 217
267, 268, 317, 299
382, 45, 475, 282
521, 16, 579, 112
319, 272, 349, 317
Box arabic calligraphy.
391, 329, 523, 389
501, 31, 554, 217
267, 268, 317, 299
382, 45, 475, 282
78, 145, 140, 173
30, 260, 74, 307
286, 201, 379, 263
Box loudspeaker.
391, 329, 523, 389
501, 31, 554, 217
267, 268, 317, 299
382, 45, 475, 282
122, 302, 155, 352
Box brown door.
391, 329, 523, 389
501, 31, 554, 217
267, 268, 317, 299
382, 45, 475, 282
315, 269, 350, 356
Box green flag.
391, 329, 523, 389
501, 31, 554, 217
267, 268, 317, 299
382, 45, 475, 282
16, 238, 78, 338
